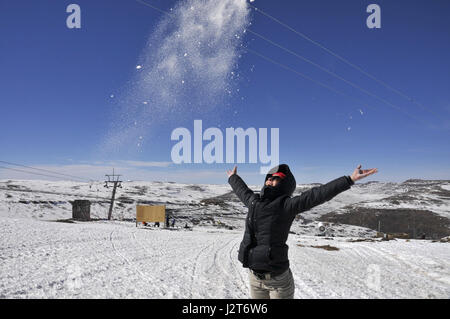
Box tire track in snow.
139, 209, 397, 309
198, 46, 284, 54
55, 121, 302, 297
130, 228, 238, 298
54, 226, 122, 298
366, 243, 450, 293
290, 241, 374, 298
348, 245, 446, 297
189, 240, 216, 298
2, 222, 130, 298
291, 260, 333, 299
81, 225, 157, 298
1, 222, 114, 298
290, 268, 321, 298
130, 228, 214, 298
364, 243, 445, 298
292, 239, 449, 299
109, 229, 169, 297
290, 240, 341, 298
206, 237, 234, 274
131, 229, 198, 261
206, 236, 247, 298
228, 240, 249, 294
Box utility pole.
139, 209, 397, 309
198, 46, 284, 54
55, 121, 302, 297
104, 168, 122, 220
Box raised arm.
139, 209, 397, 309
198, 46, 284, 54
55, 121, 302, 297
227, 166, 257, 208
284, 176, 353, 214
285, 165, 378, 215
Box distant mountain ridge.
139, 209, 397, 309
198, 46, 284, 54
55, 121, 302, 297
1, 179, 449, 239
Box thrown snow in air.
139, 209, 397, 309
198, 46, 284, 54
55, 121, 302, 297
102, 0, 250, 153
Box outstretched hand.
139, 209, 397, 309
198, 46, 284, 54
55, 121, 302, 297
226, 166, 237, 177
350, 164, 378, 182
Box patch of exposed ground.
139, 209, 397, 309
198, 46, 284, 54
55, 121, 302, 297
319, 207, 450, 239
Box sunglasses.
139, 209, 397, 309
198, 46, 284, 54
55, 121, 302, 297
267, 176, 281, 182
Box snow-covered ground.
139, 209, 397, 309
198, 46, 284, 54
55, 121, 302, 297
0, 217, 448, 299
1, 179, 449, 298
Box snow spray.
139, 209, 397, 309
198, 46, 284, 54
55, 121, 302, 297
102, 0, 250, 154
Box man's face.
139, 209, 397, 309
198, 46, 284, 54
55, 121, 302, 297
265, 176, 281, 187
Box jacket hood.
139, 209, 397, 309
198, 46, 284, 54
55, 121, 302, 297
260, 164, 297, 200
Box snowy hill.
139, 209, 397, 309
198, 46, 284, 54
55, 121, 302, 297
1, 179, 449, 237
0, 179, 449, 298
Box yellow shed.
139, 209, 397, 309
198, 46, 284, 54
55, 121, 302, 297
136, 205, 166, 227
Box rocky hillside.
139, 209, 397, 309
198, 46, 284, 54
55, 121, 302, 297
1, 179, 449, 239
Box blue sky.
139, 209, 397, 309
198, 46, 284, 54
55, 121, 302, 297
1, 0, 449, 184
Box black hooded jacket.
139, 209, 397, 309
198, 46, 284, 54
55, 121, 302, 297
228, 164, 354, 273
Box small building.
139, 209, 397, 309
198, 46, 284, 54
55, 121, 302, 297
72, 200, 91, 221
136, 205, 165, 227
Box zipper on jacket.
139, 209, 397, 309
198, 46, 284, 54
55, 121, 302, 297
249, 199, 258, 246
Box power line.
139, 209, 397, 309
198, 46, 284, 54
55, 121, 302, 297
0, 160, 91, 182
132, 1, 371, 108
132, 0, 429, 125
0, 186, 111, 201
246, 29, 426, 123
0, 165, 73, 181
135, 0, 171, 15
245, 48, 431, 126
246, 48, 355, 97
245, 48, 379, 111
249, 3, 438, 117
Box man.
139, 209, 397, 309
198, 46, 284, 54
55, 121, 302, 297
226, 164, 378, 299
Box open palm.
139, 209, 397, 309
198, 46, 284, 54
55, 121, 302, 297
350, 165, 378, 182
226, 166, 237, 177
